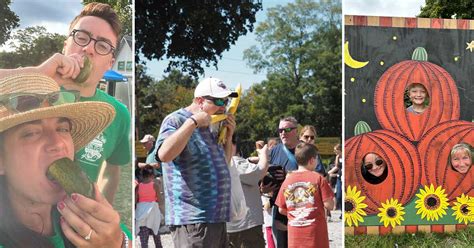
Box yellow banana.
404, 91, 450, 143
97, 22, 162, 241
218, 84, 242, 144
211, 114, 227, 124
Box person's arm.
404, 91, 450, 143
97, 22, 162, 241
327, 165, 339, 177
278, 207, 288, 216
100, 163, 121, 205
158, 112, 209, 162
320, 177, 335, 211
324, 198, 335, 211
222, 114, 236, 164
257, 145, 270, 178
153, 179, 161, 203
0, 53, 83, 84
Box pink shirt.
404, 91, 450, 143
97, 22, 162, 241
137, 181, 157, 203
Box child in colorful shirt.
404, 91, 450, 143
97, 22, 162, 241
275, 143, 334, 248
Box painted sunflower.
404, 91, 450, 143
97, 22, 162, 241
377, 198, 405, 228
415, 184, 449, 221
452, 194, 474, 224
345, 185, 368, 227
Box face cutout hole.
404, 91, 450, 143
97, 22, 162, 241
361, 152, 388, 184
404, 83, 430, 114
449, 143, 473, 174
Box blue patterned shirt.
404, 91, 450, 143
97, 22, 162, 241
154, 108, 231, 225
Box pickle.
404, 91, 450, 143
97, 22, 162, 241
47, 158, 94, 198
74, 56, 92, 84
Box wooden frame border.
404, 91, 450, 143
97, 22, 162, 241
345, 15, 474, 30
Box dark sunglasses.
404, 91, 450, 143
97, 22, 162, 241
364, 159, 384, 170
0, 91, 80, 113
303, 135, 315, 140
278, 127, 297, 133
203, 97, 229, 107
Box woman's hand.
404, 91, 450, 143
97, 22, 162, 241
58, 184, 124, 248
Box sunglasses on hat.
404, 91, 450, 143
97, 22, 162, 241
0, 91, 80, 113
364, 159, 384, 170
278, 127, 297, 133
203, 96, 229, 107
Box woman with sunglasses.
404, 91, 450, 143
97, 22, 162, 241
361, 153, 388, 184
299, 125, 317, 145
299, 125, 326, 176
0, 74, 129, 247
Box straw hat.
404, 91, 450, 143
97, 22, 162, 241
0, 73, 115, 150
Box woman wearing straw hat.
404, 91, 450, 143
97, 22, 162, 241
0, 74, 129, 247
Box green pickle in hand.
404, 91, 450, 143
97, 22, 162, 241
47, 158, 94, 198
74, 56, 92, 84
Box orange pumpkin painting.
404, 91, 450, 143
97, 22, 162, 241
374, 47, 460, 142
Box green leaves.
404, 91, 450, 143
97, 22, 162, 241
236, 0, 342, 155
0, 26, 65, 68
419, 0, 474, 19
135, 0, 262, 77
135, 67, 197, 137
0, 0, 19, 46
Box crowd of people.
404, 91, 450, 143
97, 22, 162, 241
136, 77, 342, 248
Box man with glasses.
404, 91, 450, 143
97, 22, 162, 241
0, 3, 130, 205
148, 77, 237, 247
265, 116, 301, 248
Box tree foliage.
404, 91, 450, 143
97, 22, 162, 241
135, 65, 197, 137
237, 0, 341, 155
0, 26, 65, 68
83, 0, 132, 36
135, 0, 262, 77
0, 0, 19, 45
418, 0, 474, 19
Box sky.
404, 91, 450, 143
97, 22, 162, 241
146, 0, 427, 90
2, 0, 427, 89
144, 0, 293, 90
344, 0, 426, 17
1, 0, 83, 51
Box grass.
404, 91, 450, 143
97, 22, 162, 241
114, 163, 132, 231
345, 227, 474, 248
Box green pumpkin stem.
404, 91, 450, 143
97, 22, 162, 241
412, 47, 428, 61
354, 121, 372, 136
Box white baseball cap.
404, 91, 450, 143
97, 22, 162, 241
140, 134, 155, 143
194, 77, 238, 98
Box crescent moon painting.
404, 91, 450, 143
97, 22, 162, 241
344, 41, 369, 69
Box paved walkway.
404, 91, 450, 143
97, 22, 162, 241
135, 210, 343, 248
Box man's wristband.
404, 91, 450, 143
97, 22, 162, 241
189, 116, 198, 127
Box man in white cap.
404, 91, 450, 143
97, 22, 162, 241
148, 77, 237, 248
140, 134, 156, 154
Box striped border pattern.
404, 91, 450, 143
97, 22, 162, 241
345, 224, 474, 235
345, 15, 474, 30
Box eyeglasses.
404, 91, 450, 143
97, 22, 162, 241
364, 159, 384, 170
278, 127, 297, 133
0, 91, 80, 113
70, 29, 115, 56
203, 97, 229, 107
303, 135, 315, 140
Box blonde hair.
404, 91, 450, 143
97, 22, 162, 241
299, 125, 317, 138
450, 143, 473, 165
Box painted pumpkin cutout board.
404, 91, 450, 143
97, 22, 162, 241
344, 15, 474, 235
